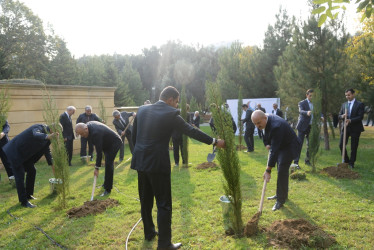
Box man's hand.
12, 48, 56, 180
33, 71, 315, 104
263, 171, 271, 182
345, 119, 351, 125
0, 132, 4, 139
307, 111, 312, 116
94, 168, 99, 177
64, 138, 67, 142
265, 145, 270, 151
216, 139, 225, 148
121, 131, 125, 136
47, 132, 59, 140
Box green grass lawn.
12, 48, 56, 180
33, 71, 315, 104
1, 126, 373, 249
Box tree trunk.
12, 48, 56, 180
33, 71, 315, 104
323, 114, 330, 150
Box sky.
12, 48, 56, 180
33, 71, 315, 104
20, 0, 361, 58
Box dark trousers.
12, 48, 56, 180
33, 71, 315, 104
244, 126, 254, 151
258, 129, 264, 139
119, 131, 134, 160
80, 137, 94, 157
172, 136, 185, 165
366, 113, 373, 126
137, 171, 172, 248
276, 150, 293, 204
64, 139, 73, 165
339, 126, 361, 166
294, 125, 311, 164
11, 161, 36, 204
103, 143, 121, 192
0, 147, 13, 177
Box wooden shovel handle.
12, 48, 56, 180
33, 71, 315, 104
90, 175, 97, 201
259, 179, 267, 213
342, 107, 348, 164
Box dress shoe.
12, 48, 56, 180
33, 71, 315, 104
145, 231, 158, 241
349, 164, 354, 169
295, 164, 301, 170
272, 202, 283, 211
244, 150, 254, 153
157, 243, 182, 250
21, 201, 36, 208
100, 190, 111, 197
305, 161, 311, 166
175, 163, 179, 167
27, 195, 37, 200
267, 195, 277, 200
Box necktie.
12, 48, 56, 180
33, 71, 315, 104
348, 102, 351, 118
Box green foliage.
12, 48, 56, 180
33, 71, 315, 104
98, 99, 107, 124
189, 96, 200, 114
309, 88, 322, 172
180, 85, 189, 166
237, 87, 243, 148
0, 86, 10, 128
206, 81, 243, 236
42, 86, 69, 209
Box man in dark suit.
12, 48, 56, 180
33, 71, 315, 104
271, 103, 283, 118
0, 120, 13, 180
76, 105, 102, 161
256, 103, 266, 139
131, 86, 225, 250
241, 104, 255, 152
112, 110, 135, 162
75, 121, 122, 196
59, 106, 76, 166
338, 88, 365, 168
252, 110, 300, 211
3, 124, 57, 208
294, 89, 314, 168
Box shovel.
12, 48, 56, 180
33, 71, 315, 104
207, 146, 217, 162
244, 179, 267, 236
337, 105, 349, 168
90, 175, 97, 201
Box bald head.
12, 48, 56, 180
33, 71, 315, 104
75, 123, 89, 138
251, 110, 267, 130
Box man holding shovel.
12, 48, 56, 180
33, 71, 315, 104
131, 86, 225, 250
75, 121, 122, 197
338, 88, 365, 169
251, 110, 300, 211
112, 109, 136, 161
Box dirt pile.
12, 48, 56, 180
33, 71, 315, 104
321, 166, 360, 179
244, 212, 260, 236
67, 199, 119, 218
266, 219, 336, 249
196, 162, 218, 169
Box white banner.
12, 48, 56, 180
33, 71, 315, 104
226, 98, 280, 135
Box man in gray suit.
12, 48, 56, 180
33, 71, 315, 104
112, 110, 135, 162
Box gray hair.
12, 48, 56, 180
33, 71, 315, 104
67, 106, 76, 111
112, 110, 120, 117
85, 105, 92, 111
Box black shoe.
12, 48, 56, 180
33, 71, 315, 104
157, 243, 182, 250
100, 190, 111, 197
267, 195, 277, 200
349, 164, 354, 169
245, 150, 254, 153
272, 202, 283, 211
21, 201, 36, 208
295, 164, 301, 170
27, 195, 37, 200
145, 231, 158, 241
90, 156, 94, 162
305, 161, 311, 166
69, 163, 72, 166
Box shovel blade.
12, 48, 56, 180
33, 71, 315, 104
207, 153, 216, 162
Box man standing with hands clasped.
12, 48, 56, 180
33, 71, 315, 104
131, 86, 225, 250
251, 110, 300, 211
339, 88, 365, 168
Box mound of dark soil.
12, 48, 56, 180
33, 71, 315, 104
244, 212, 260, 236
196, 162, 218, 169
67, 199, 119, 218
321, 166, 360, 179
266, 219, 336, 249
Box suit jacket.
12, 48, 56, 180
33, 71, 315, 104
264, 115, 300, 167
0, 120, 10, 147
272, 109, 283, 118
3, 124, 53, 167
59, 112, 74, 140
131, 101, 213, 174
76, 113, 101, 124
192, 115, 200, 128
242, 109, 255, 130
113, 111, 134, 136
338, 100, 365, 133
87, 121, 122, 167
296, 99, 312, 132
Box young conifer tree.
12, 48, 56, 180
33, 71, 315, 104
309, 87, 322, 172
237, 87, 243, 149
0, 87, 10, 128
42, 86, 69, 208
207, 81, 243, 236
98, 99, 107, 124
180, 85, 189, 166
